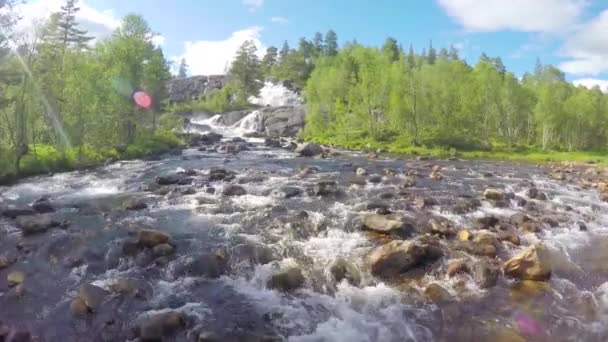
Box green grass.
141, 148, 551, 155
306, 134, 608, 165
0, 130, 183, 182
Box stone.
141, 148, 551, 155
526, 187, 539, 199
123, 197, 148, 211
497, 230, 521, 246
138, 311, 185, 341
272, 186, 303, 199
430, 171, 443, 180
578, 221, 588, 231
153, 243, 175, 257
264, 137, 282, 148
541, 216, 559, 227
7, 271, 25, 287
510, 213, 531, 226
362, 214, 412, 237
109, 278, 150, 299
177, 177, 194, 185
138, 229, 171, 248
366, 202, 391, 215
155, 174, 184, 186
16, 215, 59, 235
414, 197, 438, 209
296, 143, 323, 157
520, 222, 540, 233
424, 283, 451, 302
208, 168, 236, 182
429, 218, 454, 237
384, 168, 399, 176
78, 284, 109, 312
457, 230, 472, 241
329, 258, 361, 286
504, 244, 552, 281
368, 240, 442, 279
368, 175, 383, 184
70, 298, 89, 317
313, 181, 339, 196
222, 185, 247, 196
447, 259, 469, 277
171, 252, 228, 279
268, 267, 305, 291
1, 207, 36, 219
471, 260, 500, 288
232, 243, 276, 265
483, 188, 504, 200
349, 176, 367, 186
402, 176, 416, 188
31, 198, 55, 213
450, 199, 481, 214
0, 255, 16, 270
356, 167, 368, 176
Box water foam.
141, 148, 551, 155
248, 82, 302, 107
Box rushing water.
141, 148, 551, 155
1, 120, 608, 341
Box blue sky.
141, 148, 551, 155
16, 0, 608, 90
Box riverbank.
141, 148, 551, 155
307, 136, 608, 165
0, 131, 183, 186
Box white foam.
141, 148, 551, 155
249, 82, 302, 107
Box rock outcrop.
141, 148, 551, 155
167, 75, 227, 104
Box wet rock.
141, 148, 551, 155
510, 213, 531, 226
504, 244, 552, 281
520, 222, 541, 233
497, 230, 520, 246
70, 297, 89, 317
1, 207, 36, 219
366, 202, 391, 215
123, 197, 148, 211
541, 216, 559, 228
457, 230, 473, 241
200, 132, 223, 144
537, 192, 548, 201
349, 176, 367, 186
526, 187, 539, 199
16, 215, 60, 235
237, 174, 267, 184
268, 267, 305, 291
138, 229, 171, 248
223, 184, 247, 196
137, 311, 185, 341
476, 216, 500, 229
424, 283, 451, 302
414, 197, 439, 209
362, 214, 412, 237
578, 221, 588, 231
232, 137, 246, 143
7, 271, 25, 287
264, 137, 282, 148
296, 143, 323, 157
244, 131, 264, 138
368, 239, 442, 279
402, 176, 416, 188
368, 175, 383, 184
31, 198, 55, 213
78, 284, 109, 312
109, 278, 151, 299
272, 186, 303, 199
483, 188, 504, 200
330, 258, 361, 286
208, 168, 236, 182
429, 218, 455, 237
447, 259, 469, 277
450, 199, 481, 214
515, 196, 527, 207
313, 181, 338, 197
232, 243, 276, 265
471, 260, 500, 288
356, 168, 368, 176
172, 252, 228, 278
0, 255, 16, 270
153, 243, 175, 257
156, 174, 184, 186
430, 170, 443, 180
177, 177, 194, 186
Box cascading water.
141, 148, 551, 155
231, 110, 264, 133
249, 82, 302, 107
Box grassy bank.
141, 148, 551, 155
0, 130, 183, 184
307, 135, 608, 165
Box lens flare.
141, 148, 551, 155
133, 91, 152, 109
513, 311, 543, 336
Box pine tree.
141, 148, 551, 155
407, 44, 416, 69
229, 40, 262, 96
56, 0, 93, 50
534, 58, 544, 78
261, 46, 278, 76
298, 38, 313, 59
492, 57, 506, 76
448, 45, 459, 60
438, 47, 448, 61
177, 58, 188, 79
324, 30, 338, 57
312, 32, 324, 57
382, 37, 399, 62
279, 40, 290, 61
427, 40, 437, 65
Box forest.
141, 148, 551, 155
0, 0, 179, 181
2, 0, 608, 182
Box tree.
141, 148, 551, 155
229, 40, 262, 97
56, 0, 93, 51
492, 57, 506, 76
407, 45, 416, 69
177, 58, 188, 79
279, 40, 290, 61
448, 45, 459, 60
312, 32, 324, 57
427, 40, 436, 65
438, 48, 448, 61
297, 38, 313, 59
382, 37, 399, 62
324, 30, 338, 57
261, 46, 278, 76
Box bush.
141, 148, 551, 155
19, 145, 69, 175
123, 131, 182, 159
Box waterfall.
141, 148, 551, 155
231, 110, 264, 133
248, 82, 302, 107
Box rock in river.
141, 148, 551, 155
138, 229, 171, 248
7, 271, 26, 287
75, 283, 109, 313
137, 311, 185, 341
223, 184, 247, 196
362, 213, 412, 237
16, 215, 60, 235
330, 258, 361, 286
32, 198, 55, 213
123, 197, 148, 211
504, 244, 552, 281
296, 143, 323, 157
368, 239, 442, 279
268, 267, 305, 291
483, 188, 504, 200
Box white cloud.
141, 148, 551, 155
437, 0, 586, 32
270, 16, 289, 25
242, 0, 264, 12
152, 35, 165, 47
15, 0, 120, 40
175, 26, 264, 76
573, 78, 608, 92
559, 10, 608, 75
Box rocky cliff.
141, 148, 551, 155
166, 75, 228, 104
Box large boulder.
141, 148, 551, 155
368, 240, 442, 279
2, 207, 36, 219
313, 181, 339, 197
471, 260, 500, 288
137, 311, 185, 341
222, 185, 247, 196
260, 106, 306, 137
31, 198, 55, 213
138, 229, 171, 248
296, 143, 323, 157
123, 197, 148, 211
16, 215, 60, 235
362, 214, 412, 237
76, 283, 109, 313
483, 188, 505, 200
272, 186, 303, 199
504, 244, 552, 281
329, 258, 361, 286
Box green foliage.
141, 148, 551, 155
167, 81, 251, 114
229, 40, 262, 97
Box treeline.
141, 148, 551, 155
304, 39, 608, 152
0, 0, 178, 179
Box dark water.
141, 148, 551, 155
1, 123, 608, 341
